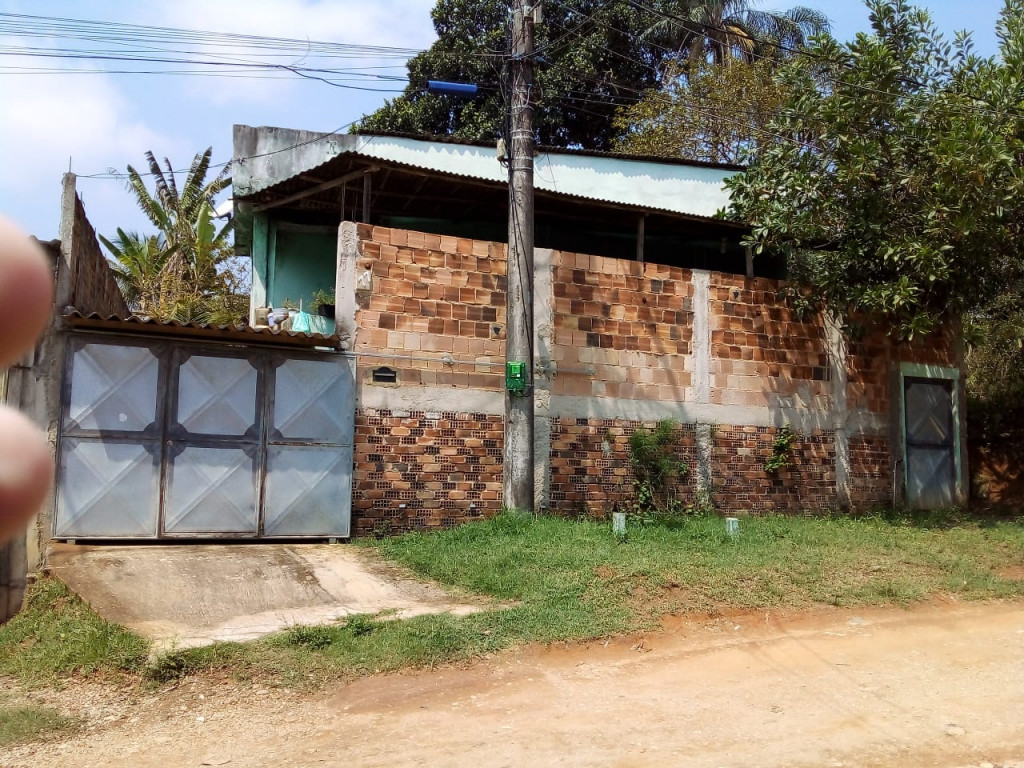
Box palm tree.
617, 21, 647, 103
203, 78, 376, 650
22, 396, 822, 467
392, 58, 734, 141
652, 0, 830, 68
99, 229, 173, 318
125, 147, 232, 269
109, 148, 245, 324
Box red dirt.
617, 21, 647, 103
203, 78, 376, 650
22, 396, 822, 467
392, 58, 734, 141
3, 600, 1023, 768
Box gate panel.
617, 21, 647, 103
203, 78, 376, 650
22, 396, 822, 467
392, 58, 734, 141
177, 356, 258, 435
164, 352, 261, 536
55, 439, 159, 538
66, 343, 159, 432
163, 446, 258, 534
263, 356, 354, 537
55, 339, 162, 538
272, 358, 353, 442
904, 378, 956, 509
264, 445, 353, 536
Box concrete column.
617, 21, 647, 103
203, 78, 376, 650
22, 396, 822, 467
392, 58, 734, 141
335, 221, 358, 349
533, 248, 554, 512
249, 212, 270, 323
826, 315, 851, 509
692, 270, 711, 405
691, 270, 714, 495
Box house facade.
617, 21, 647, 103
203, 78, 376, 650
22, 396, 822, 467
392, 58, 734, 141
232, 126, 967, 535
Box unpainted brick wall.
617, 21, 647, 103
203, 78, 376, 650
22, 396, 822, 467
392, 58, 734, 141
711, 426, 836, 512
849, 434, 893, 507
552, 252, 694, 399
70, 195, 129, 317
847, 325, 957, 414
710, 275, 830, 409
354, 224, 506, 390
548, 418, 697, 516
352, 409, 502, 534
348, 225, 961, 528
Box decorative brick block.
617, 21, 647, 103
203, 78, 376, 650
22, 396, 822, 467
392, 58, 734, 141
353, 409, 503, 534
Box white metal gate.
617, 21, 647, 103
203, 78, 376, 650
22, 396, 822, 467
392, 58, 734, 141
55, 334, 354, 539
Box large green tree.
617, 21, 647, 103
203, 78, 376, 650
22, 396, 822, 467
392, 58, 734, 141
357, 0, 667, 149
614, 59, 789, 163
727, 0, 1024, 340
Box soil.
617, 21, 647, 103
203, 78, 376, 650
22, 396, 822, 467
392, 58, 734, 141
2, 600, 1023, 768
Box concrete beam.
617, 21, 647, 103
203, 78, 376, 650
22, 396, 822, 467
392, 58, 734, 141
549, 393, 886, 434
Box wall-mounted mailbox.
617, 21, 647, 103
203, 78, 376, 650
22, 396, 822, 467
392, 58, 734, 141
371, 366, 398, 384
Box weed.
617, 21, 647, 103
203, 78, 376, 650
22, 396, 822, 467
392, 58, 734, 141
283, 625, 334, 649
0, 703, 75, 747
764, 424, 797, 474
629, 419, 690, 524
344, 614, 376, 637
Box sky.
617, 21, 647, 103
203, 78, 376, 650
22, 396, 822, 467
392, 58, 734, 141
0, 0, 1009, 242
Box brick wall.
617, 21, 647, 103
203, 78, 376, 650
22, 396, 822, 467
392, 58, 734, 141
548, 418, 697, 517
551, 253, 694, 400
710, 275, 830, 409
849, 434, 892, 508
338, 224, 964, 531
711, 426, 836, 512
847, 324, 957, 414
354, 224, 506, 390
352, 409, 503, 534
70, 194, 129, 317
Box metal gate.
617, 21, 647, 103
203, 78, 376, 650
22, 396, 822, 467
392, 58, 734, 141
904, 377, 956, 509
54, 334, 354, 539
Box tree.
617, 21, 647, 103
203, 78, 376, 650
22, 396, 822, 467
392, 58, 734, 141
357, 0, 667, 149
614, 59, 788, 163
105, 148, 248, 325
99, 229, 173, 318
650, 0, 829, 67
727, 0, 1024, 340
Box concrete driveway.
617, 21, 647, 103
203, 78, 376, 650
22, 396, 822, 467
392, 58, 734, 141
47, 542, 482, 651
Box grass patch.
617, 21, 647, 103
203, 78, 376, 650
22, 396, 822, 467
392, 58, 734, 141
2, 513, 1021, 690
139, 510, 1024, 687
0, 702, 75, 747
0, 579, 149, 686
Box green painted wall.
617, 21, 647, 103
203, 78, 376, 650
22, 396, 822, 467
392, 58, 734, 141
269, 228, 335, 312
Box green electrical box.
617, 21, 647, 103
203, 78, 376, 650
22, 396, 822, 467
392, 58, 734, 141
506, 361, 527, 394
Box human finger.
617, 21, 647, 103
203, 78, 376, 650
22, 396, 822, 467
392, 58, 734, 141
0, 407, 51, 542
0, 216, 53, 367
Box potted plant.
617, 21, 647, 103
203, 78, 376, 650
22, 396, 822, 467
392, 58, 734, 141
311, 288, 336, 319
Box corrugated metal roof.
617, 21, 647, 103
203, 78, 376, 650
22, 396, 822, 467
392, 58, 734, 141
64, 310, 344, 350
233, 126, 737, 220
351, 130, 746, 172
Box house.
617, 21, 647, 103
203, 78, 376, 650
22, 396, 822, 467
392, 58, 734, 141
229, 125, 967, 536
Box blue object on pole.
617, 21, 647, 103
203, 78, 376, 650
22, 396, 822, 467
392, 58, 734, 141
427, 80, 479, 97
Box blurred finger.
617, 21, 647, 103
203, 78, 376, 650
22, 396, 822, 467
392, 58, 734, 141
0, 216, 53, 368
0, 407, 51, 541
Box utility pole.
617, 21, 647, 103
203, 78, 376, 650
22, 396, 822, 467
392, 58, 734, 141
503, 0, 536, 513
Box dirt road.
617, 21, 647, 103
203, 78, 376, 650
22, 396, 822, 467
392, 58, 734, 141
4, 600, 1023, 768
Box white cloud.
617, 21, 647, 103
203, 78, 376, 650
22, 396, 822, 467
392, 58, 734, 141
0, 50, 187, 238
156, 0, 437, 49
148, 0, 436, 104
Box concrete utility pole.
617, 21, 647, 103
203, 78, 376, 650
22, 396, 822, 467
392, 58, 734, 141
503, 0, 536, 513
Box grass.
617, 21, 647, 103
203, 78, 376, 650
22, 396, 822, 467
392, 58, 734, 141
0, 700, 76, 747
2, 511, 1023, 690
0, 579, 149, 686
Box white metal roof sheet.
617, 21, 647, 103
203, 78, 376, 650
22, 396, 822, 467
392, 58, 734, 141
233, 127, 736, 219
